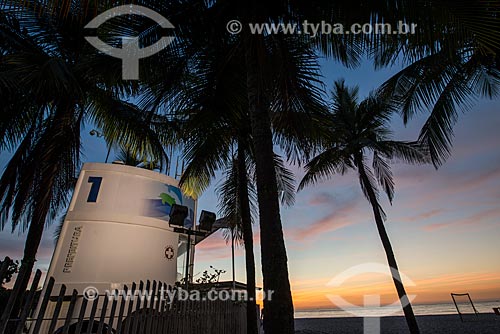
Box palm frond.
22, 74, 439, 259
379, 50, 458, 123
52, 211, 66, 244
179, 125, 233, 198
268, 34, 328, 163
273, 154, 296, 207
376, 140, 430, 165
299, 147, 352, 191
371, 0, 500, 67
0, 104, 81, 231
115, 146, 160, 170
416, 56, 478, 166
372, 151, 394, 204
86, 90, 171, 170
380, 35, 500, 167
0, 124, 37, 229
217, 154, 257, 245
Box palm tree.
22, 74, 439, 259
0, 2, 319, 332
216, 140, 260, 334
7, 2, 498, 332
0, 3, 172, 308
299, 80, 430, 334
180, 122, 296, 334
136, 5, 326, 333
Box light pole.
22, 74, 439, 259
169, 205, 216, 290
176, 228, 199, 289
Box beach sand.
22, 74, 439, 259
295, 314, 500, 333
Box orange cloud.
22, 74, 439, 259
195, 227, 261, 261
288, 197, 362, 241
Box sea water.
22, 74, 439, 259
295, 300, 500, 318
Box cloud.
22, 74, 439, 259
391, 115, 500, 204
405, 209, 444, 223
391, 166, 500, 224
422, 223, 451, 232
448, 167, 500, 195
415, 271, 500, 288
422, 207, 500, 232
195, 237, 241, 261
295, 215, 355, 241
196, 234, 230, 251
308, 192, 336, 206
0, 230, 55, 262
194, 228, 260, 261
288, 195, 363, 241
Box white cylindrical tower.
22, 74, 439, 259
34, 162, 197, 333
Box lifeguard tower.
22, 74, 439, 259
34, 162, 216, 333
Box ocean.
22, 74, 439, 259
295, 300, 500, 318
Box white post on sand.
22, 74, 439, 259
363, 295, 381, 334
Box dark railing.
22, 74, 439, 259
0, 256, 247, 334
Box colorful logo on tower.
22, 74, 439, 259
144, 184, 195, 227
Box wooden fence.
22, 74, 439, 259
0, 257, 247, 334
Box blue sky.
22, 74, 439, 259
1, 57, 499, 310
194, 58, 500, 309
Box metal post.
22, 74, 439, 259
451, 293, 463, 322
468, 293, 480, 318
232, 229, 235, 291
184, 231, 191, 290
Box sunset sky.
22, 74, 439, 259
1, 58, 499, 312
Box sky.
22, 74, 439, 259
1, 57, 499, 313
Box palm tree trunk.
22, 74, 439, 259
356, 157, 420, 334
12, 164, 56, 318
13, 210, 48, 308
236, 141, 258, 334
11, 104, 73, 317
244, 33, 295, 334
